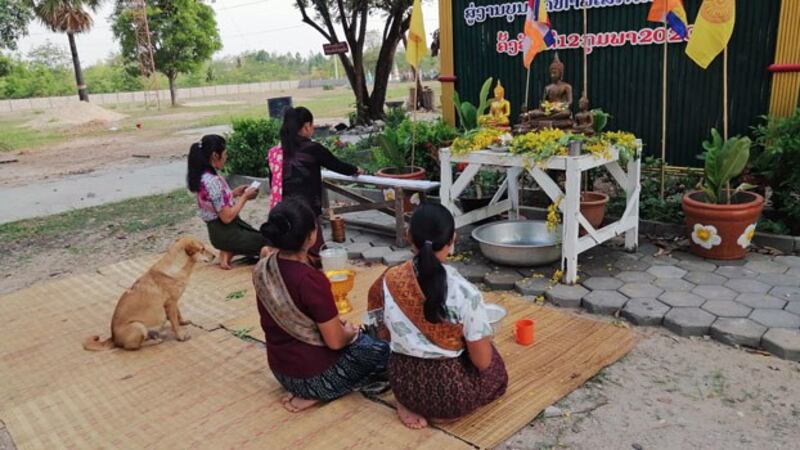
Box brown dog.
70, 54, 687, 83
83, 236, 215, 351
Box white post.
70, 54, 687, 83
625, 146, 642, 251
439, 148, 454, 215
562, 157, 582, 284
507, 167, 522, 220
333, 55, 339, 80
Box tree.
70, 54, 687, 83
112, 0, 221, 106
0, 0, 32, 50
26, 0, 101, 102
27, 40, 69, 70
296, 0, 414, 123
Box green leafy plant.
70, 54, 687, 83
225, 289, 246, 301
223, 117, 280, 177
752, 109, 800, 234
698, 129, 753, 204
607, 157, 699, 224
323, 135, 383, 174
757, 218, 790, 235
476, 77, 494, 118
453, 77, 493, 131
372, 118, 458, 179
462, 169, 504, 198
376, 127, 407, 169
384, 105, 407, 129
231, 327, 253, 339
453, 91, 478, 131
591, 109, 611, 133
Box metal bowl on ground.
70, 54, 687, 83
471, 220, 561, 267
485, 304, 507, 335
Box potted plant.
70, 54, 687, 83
578, 109, 614, 233
682, 129, 764, 259
375, 127, 426, 181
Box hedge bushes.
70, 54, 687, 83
223, 117, 280, 178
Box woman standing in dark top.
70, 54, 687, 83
268, 107, 362, 256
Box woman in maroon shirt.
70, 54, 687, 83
254, 197, 389, 412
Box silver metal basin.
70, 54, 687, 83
471, 220, 561, 267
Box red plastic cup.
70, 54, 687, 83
515, 319, 535, 346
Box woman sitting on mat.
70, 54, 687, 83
267, 106, 363, 257
367, 203, 508, 429
187, 134, 269, 270
254, 197, 389, 412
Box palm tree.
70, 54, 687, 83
27, 0, 102, 102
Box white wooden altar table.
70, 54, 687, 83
438, 144, 642, 284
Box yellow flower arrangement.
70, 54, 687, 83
510, 128, 571, 166
546, 196, 562, 233
451, 128, 504, 155
550, 269, 564, 285
451, 126, 638, 165
540, 100, 567, 116
585, 136, 612, 160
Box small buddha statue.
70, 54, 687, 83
478, 80, 511, 128
572, 95, 594, 135
517, 54, 575, 132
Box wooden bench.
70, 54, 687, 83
321, 170, 440, 247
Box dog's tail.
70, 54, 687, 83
83, 335, 114, 351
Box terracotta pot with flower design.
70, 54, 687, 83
681, 130, 764, 260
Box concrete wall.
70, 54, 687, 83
0, 79, 317, 113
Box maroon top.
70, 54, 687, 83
256, 258, 341, 378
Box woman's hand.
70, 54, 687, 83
232, 185, 247, 197
355, 167, 365, 176
342, 320, 360, 343
243, 187, 259, 200
319, 317, 360, 350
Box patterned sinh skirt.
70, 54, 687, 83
273, 334, 390, 402
388, 346, 508, 420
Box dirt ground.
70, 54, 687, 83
1, 192, 799, 450
0, 84, 419, 188
0, 110, 208, 188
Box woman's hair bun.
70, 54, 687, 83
260, 212, 292, 239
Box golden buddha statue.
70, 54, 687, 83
517, 54, 575, 132
479, 80, 511, 128
572, 95, 594, 135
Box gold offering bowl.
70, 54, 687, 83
326, 269, 355, 314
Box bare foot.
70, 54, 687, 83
397, 403, 428, 429
280, 394, 319, 413
219, 251, 233, 270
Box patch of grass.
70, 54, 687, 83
710, 370, 727, 397
0, 189, 196, 243
0, 119, 63, 151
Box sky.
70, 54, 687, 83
14, 0, 441, 66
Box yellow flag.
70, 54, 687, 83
406, 0, 427, 70
686, 0, 736, 69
